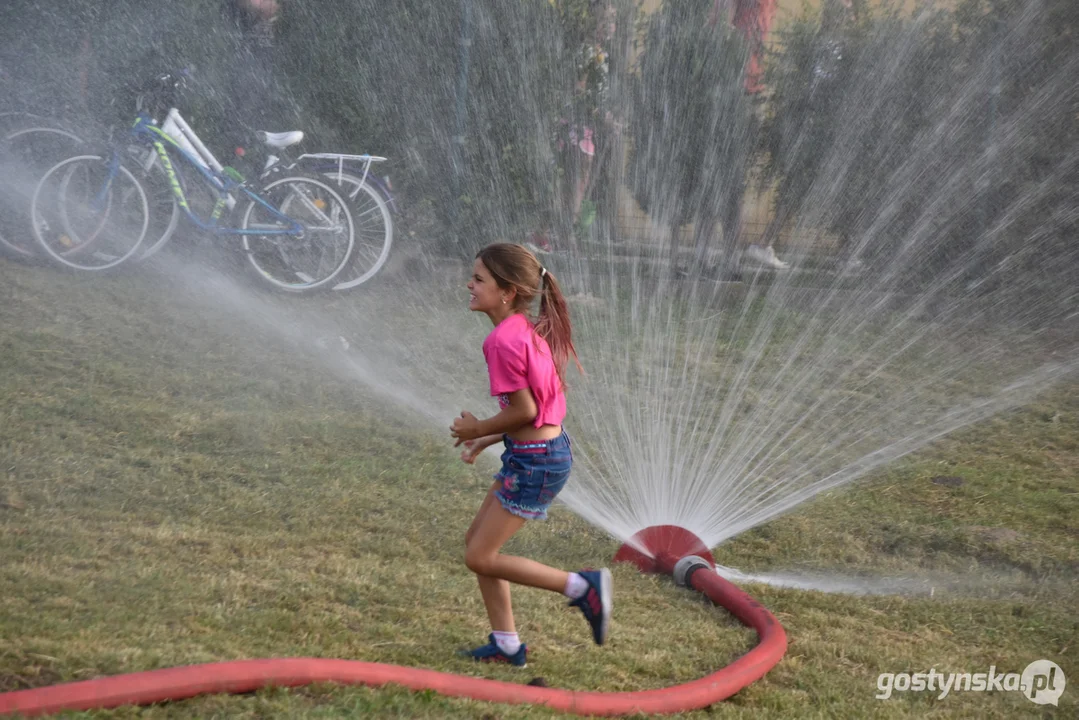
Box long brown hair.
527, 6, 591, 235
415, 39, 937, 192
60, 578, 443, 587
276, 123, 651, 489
476, 243, 583, 385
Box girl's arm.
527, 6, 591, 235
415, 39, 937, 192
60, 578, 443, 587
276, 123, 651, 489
476, 389, 538, 436
473, 433, 504, 449
459, 432, 503, 464
452, 389, 539, 442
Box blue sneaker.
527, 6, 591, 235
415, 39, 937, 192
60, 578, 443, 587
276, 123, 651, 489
568, 568, 612, 645
459, 633, 528, 667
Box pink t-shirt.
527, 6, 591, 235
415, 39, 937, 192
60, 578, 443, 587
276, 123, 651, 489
482, 313, 566, 428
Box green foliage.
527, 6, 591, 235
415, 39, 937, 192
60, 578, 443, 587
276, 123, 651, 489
0, 0, 291, 142
942, 0, 1078, 283
627, 0, 756, 251
760, 1, 940, 244
761, 0, 1077, 288
275, 0, 623, 248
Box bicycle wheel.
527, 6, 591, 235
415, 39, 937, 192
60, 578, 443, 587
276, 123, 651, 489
313, 171, 394, 291
31, 155, 149, 271
0, 126, 85, 257
240, 174, 355, 292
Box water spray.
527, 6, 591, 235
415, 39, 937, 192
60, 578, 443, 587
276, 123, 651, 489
0, 525, 786, 717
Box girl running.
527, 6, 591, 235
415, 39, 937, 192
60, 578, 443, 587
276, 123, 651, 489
450, 243, 611, 667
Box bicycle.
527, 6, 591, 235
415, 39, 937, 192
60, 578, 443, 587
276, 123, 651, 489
30, 98, 356, 292
133, 70, 395, 290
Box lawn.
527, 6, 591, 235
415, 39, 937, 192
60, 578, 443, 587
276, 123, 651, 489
0, 256, 1075, 718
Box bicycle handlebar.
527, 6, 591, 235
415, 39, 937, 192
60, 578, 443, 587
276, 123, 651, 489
134, 68, 193, 116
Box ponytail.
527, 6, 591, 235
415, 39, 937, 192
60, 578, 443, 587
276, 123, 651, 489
534, 268, 583, 386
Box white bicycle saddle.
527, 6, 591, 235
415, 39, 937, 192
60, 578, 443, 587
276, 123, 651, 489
258, 130, 304, 148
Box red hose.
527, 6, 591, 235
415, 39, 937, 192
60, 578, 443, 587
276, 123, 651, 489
0, 566, 785, 717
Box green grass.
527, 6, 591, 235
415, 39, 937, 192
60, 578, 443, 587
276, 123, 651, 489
0, 259, 1075, 718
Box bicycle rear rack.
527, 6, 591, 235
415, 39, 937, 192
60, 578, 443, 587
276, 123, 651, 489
297, 153, 386, 187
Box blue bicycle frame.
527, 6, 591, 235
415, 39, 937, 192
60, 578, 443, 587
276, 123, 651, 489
90, 152, 123, 213
128, 113, 303, 236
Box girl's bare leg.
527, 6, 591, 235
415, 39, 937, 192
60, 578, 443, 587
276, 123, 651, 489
466, 484, 517, 631
465, 494, 570, 631
465, 481, 501, 547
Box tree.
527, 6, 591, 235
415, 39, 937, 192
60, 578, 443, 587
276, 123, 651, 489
760, 0, 1077, 297
628, 0, 756, 275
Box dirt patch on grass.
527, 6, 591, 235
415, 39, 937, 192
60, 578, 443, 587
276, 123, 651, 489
966, 525, 1022, 544
930, 475, 964, 488
0, 664, 65, 693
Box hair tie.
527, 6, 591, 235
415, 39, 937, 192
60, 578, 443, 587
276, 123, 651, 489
540, 267, 547, 279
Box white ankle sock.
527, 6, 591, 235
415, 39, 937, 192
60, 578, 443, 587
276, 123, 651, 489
564, 572, 589, 600
492, 631, 521, 655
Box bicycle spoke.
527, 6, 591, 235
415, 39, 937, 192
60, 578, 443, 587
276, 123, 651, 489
287, 187, 340, 231
31, 155, 149, 271
240, 174, 355, 292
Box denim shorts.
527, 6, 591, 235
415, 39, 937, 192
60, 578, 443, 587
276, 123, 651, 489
493, 431, 572, 521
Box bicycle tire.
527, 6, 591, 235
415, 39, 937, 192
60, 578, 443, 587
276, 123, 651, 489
0, 126, 86, 257
30, 154, 150, 271
240, 174, 355, 292
310, 170, 393, 291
